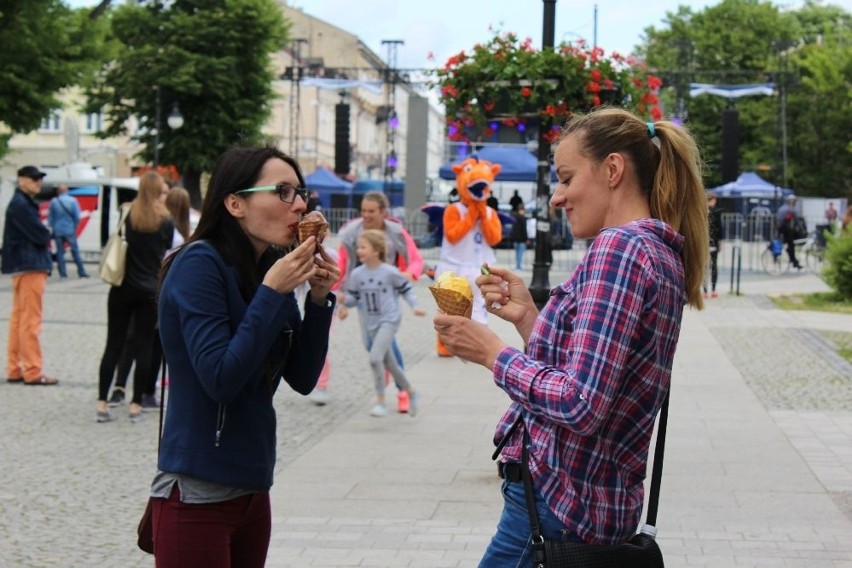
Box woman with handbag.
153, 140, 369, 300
96, 171, 174, 423
148, 146, 338, 567
435, 108, 708, 566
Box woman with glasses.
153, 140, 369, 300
148, 146, 338, 567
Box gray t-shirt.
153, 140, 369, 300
343, 263, 419, 334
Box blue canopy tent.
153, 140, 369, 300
709, 171, 794, 215
709, 171, 795, 240
438, 146, 557, 182
304, 167, 353, 209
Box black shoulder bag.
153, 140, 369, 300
494, 392, 669, 568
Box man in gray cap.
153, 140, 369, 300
0, 166, 58, 385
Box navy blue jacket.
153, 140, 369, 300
157, 242, 334, 491
1, 188, 52, 274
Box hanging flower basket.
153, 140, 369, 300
432, 32, 663, 143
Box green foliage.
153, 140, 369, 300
823, 231, 852, 300
86, 0, 289, 204
0, 0, 110, 157
640, 0, 850, 194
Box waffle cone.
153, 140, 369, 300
297, 212, 329, 251
429, 286, 473, 318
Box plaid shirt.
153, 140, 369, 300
493, 219, 685, 544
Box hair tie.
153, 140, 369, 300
647, 122, 661, 149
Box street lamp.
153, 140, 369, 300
153, 89, 183, 167
529, 0, 557, 309
167, 103, 184, 130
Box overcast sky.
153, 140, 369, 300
66, 0, 846, 70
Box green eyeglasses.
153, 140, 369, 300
234, 182, 308, 204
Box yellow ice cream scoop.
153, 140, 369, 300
429, 271, 473, 318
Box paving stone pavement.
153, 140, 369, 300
1, 265, 851, 567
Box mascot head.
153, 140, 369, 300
452, 157, 501, 205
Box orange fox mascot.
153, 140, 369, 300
436, 157, 503, 356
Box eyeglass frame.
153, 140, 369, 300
234, 182, 308, 204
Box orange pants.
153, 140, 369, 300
6, 272, 47, 381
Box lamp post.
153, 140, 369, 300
529, 0, 557, 309
153, 87, 183, 167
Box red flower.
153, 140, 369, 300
651, 106, 663, 121
631, 77, 643, 89
590, 69, 602, 82
521, 87, 532, 98
483, 101, 495, 112
603, 78, 613, 89
592, 95, 601, 107
586, 81, 601, 94
647, 75, 663, 90
441, 84, 458, 98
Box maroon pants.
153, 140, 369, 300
152, 485, 271, 568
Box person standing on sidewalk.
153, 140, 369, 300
435, 109, 708, 564
95, 171, 174, 423
704, 192, 722, 298
340, 230, 424, 417
2, 166, 58, 385
510, 204, 529, 270
47, 183, 89, 279
149, 146, 337, 566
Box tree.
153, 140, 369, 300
86, 0, 289, 206
0, 0, 110, 158
640, 0, 850, 195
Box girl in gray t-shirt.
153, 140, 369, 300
340, 230, 425, 417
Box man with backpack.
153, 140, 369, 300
776, 194, 804, 269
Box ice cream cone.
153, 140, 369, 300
429, 286, 473, 318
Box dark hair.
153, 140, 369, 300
557, 108, 708, 309
160, 146, 305, 300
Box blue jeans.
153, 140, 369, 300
54, 234, 88, 278
479, 476, 582, 567
514, 242, 526, 270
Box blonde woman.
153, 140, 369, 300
436, 108, 708, 563
96, 171, 174, 422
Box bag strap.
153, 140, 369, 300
57, 196, 76, 220
156, 355, 166, 455
643, 390, 669, 530
118, 204, 132, 240
508, 390, 670, 545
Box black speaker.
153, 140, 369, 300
335, 103, 350, 175
721, 106, 739, 183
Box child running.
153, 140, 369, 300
340, 229, 425, 417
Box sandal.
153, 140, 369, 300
6, 377, 24, 383
24, 376, 59, 386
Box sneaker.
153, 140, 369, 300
310, 389, 329, 406
107, 387, 125, 407
140, 393, 159, 411
397, 391, 410, 413
96, 410, 114, 423
129, 410, 143, 423
370, 404, 389, 417
408, 391, 419, 417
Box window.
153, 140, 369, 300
84, 112, 103, 133
39, 111, 62, 132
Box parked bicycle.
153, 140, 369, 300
760, 233, 825, 275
